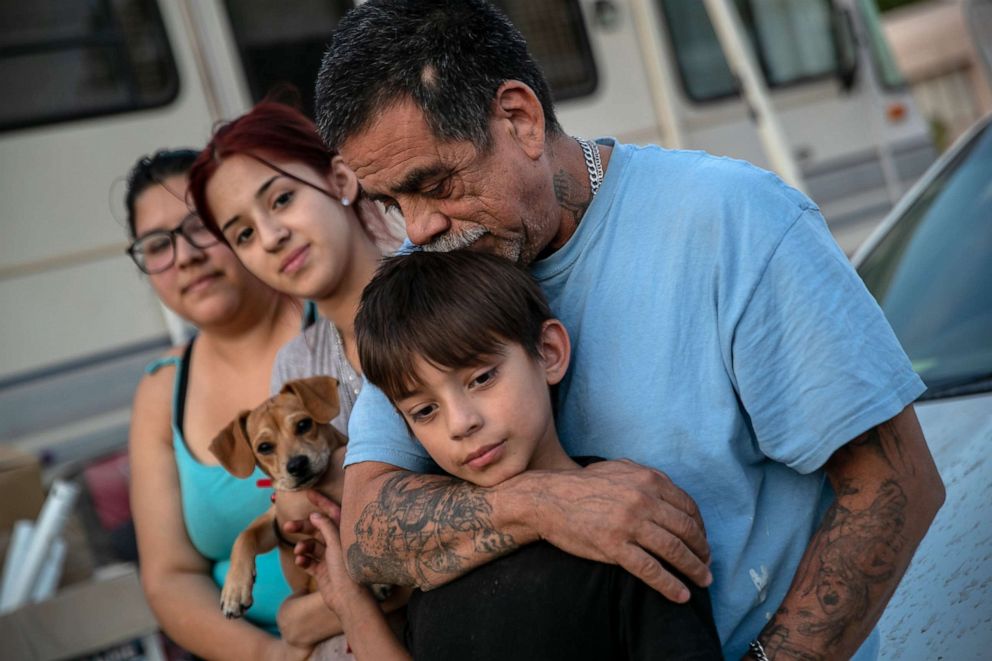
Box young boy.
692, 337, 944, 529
315, 250, 721, 659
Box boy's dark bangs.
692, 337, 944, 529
356, 251, 553, 403
376, 311, 517, 402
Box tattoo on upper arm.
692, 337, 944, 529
347, 473, 517, 589
835, 420, 913, 475
763, 422, 911, 657
553, 169, 590, 225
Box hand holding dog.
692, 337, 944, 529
292, 493, 411, 661
292, 492, 377, 618
516, 459, 712, 602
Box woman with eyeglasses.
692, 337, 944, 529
125, 149, 331, 660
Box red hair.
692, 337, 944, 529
188, 101, 398, 248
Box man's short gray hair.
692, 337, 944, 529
314, 0, 562, 151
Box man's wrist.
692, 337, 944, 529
487, 470, 540, 545
490, 466, 580, 545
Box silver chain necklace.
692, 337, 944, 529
574, 136, 604, 198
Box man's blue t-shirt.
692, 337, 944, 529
345, 141, 924, 659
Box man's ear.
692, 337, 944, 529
327, 155, 360, 204
492, 80, 546, 161
209, 411, 257, 478
282, 376, 341, 424
538, 319, 571, 386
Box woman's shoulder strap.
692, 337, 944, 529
143, 340, 194, 375
144, 355, 179, 375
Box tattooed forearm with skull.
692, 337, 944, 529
751, 406, 944, 660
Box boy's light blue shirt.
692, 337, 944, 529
346, 141, 923, 659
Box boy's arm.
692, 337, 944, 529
339, 459, 712, 601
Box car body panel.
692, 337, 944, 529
878, 392, 992, 659
854, 113, 992, 658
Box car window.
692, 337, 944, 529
859, 122, 992, 395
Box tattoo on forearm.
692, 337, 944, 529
762, 423, 910, 658
347, 473, 517, 589
554, 169, 591, 225
762, 618, 824, 661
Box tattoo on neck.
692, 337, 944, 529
347, 473, 517, 589
554, 169, 591, 226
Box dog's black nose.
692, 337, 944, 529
286, 455, 311, 478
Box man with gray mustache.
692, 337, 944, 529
421, 224, 488, 254
314, 1, 943, 659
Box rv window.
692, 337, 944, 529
223, 0, 353, 118
0, 0, 179, 133
857, 0, 906, 90
224, 0, 596, 113
659, 0, 838, 102
496, 0, 598, 101
658, 0, 738, 101
750, 0, 836, 86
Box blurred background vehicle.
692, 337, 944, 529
882, 0, 992, 150
854, 112, 992, 659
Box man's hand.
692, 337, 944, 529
524, 459, 712, 602
338, 459, 711, 603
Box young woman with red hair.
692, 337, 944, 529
189, 101, 401, 404
187, 101, 409, 660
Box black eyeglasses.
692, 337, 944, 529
127, 212, 220, 274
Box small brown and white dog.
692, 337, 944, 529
210, 375, 383, 618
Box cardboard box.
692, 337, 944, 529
0, 565, 161, 660
0, 447, 94, 591
0, 446, 45, 533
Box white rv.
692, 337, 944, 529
0, 0, 934, 468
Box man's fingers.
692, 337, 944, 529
653, 480, 708, 559
649, 502, 711, 570
605, 463, 710, 570
617, 543, 692, 603
305, 490, 342, 522
637, 521, 712, 590
618, 460, 710, 564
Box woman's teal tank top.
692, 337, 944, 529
145, 341, 290, 634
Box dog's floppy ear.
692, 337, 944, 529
281, 376, 341, 424
209, 410, 257, 478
